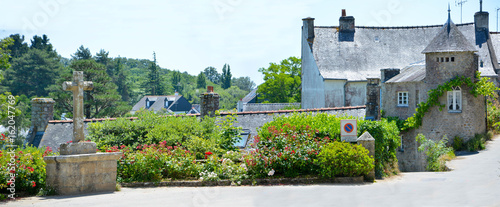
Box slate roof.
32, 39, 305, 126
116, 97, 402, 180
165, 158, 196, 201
131, 95, 181, 113
422, 19, 477, 53
386, 64, 426, 83
312, 23, 498, 81
241, 88, 258, 103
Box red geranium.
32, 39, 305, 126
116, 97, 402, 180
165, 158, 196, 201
205, 151, 213, 159
32, 181, 36, 187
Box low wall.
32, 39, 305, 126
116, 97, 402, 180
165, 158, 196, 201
242, 103, 301, 112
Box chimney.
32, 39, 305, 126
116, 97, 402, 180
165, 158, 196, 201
199, 86, 219, 118
339, 9, 355, 42
474, 9, 489, 45
380, 68, 400, 83
365, 78, 381, 121
302, 17, 315, 44
27, 98, 55, 146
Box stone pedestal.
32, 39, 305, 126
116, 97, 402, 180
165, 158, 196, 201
44, 152, 121, 195
60, 142, 97, 155
357, 132, 376, 182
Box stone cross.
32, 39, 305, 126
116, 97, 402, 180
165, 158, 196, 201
62, 71, 93, 142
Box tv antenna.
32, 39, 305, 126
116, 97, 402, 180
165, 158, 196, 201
455, 0, 467, 23
496, 7, 499, 32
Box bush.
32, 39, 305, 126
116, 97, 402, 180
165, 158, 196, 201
487, 105, 500, 132
465, 133, 490, 151
258, 113, 400, 178
358, 119, 401, 177
452, 136, 464, 151
316, 142, 374, 178
0, 146, 56, 199
246, 124, 332, 178
416, 134, 455, 171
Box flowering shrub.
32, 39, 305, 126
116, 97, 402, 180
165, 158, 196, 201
245, 124, 333, 178
104, 142, 199, 183
315, 142, 374, 178
0, 146, 57, 198
199, 154, 248, 182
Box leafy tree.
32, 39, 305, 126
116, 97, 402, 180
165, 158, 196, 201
71, 45, 92, 60
221, 64, 232, 89
231, 76, 255, 92
0, 37, 13, 81
196, 72, 207, 89
172, 70, 182, 93
258, 57, 301, 103
114, 58, 130, 102
3, 49, 63, 97
203, 66, 220, 84
6, 34, 28, 59
49, 59, 130, 119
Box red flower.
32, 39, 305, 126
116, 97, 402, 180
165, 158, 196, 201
1, 133, 5, 138
120, 145, 126, 149
205, 151, 213, 156
291, 150, 295, 154
32, 181, 36, 187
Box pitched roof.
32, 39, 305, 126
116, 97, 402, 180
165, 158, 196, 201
241, 88, 258, 103
312, 23, 498, 81
422, 19, 477, 53
386, 64, 426, 83
131, 95, 181, 112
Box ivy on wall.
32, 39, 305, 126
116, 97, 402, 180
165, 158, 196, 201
403, 72, 499, 131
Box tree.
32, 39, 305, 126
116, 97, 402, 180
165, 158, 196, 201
48, 59, 130, 119
221, 64, 232, 89
196, 72, 207, 89
114, 58, 130, 102
143, 52, 164, 95
232, 76, 255, 92
172, 70, 182, 93
30, 35, 53, 53
3, 48, 63, 97
71, 45, 92, 60
203, 66, 220, 84
95, 49, 110, 66
6, 34, 28, 59
0, 37, 13, 81
257, 57, 301, 103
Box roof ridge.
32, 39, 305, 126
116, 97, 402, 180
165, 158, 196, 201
315, 22, 474, 30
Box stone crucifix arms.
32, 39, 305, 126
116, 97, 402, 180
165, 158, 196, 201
62, 71, 93, 142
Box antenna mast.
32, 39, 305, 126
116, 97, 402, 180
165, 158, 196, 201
456, 0, 467, 23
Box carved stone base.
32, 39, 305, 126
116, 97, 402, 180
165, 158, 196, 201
59, 142, 97, 155
44, 152, 121, 195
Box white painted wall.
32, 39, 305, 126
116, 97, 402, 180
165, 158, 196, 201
345, 81, 367, 106
324, 80, 345, 107
301, 28, 325, 109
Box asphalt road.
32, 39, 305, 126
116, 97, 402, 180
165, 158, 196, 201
4, 136, 500, 207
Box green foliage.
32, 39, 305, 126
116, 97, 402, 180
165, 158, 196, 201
281, 104, 301, 110
0, 37, 13, 80
71, 45, 92, 60
452, 136, 464, 151
221, 64, 232, 89
358, 119, 401, 177
200, 153, 248, 182
216, 112, 242, 151
49, 59, 130, 118
316, 142, 374, 178
196, 72, 207, 89
416, 134, 455, 172
203, 66, 220, 84
258, 57, 301, 103
404, 72, 499, 130
0, 146, 57, 198
231, 76, 255, 92
144, 52, 165, 95
246, 123, 331, 178
487, 105, 500, 132
465, 133, 491, 151
3, 48, 62, 97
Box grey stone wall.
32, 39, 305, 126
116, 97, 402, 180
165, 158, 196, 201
242, 103, 301, 112
31, 98, 55, 132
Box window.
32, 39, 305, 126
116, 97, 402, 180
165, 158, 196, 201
447, 86, 462, 112
397, 91, 408, 107
451, 57, 455, 62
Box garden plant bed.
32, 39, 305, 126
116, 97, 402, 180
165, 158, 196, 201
120, 176, 364, 187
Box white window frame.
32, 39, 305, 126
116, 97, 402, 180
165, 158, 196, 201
448, 86, 462, 113
397, 91, 409, 107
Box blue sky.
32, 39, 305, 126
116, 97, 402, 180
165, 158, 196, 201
1, 0, 499, 85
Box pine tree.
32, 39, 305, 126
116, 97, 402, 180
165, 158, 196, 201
144, 52, 164, 95
221, 64, 232, 89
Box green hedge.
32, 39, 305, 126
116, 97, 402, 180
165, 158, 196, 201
316, 142, 374, 178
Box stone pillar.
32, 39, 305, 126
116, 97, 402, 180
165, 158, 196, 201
31, 98, 55, 132
27, 98, 55, 146
200, 86, 220, 118
365, 78, 380, 120
357, 132, 375, 182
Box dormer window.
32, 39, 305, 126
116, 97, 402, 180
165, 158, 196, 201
165, 100, 169, 108
146, 100, 151, 109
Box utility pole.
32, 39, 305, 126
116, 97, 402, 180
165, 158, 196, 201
456, 0, 467, 23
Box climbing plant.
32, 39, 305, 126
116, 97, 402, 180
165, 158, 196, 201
403, 72, 499, 131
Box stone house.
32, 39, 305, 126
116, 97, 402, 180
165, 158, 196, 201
130, 93, 192, 114
382, 11, 487, 171
301, 8, 500, 109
